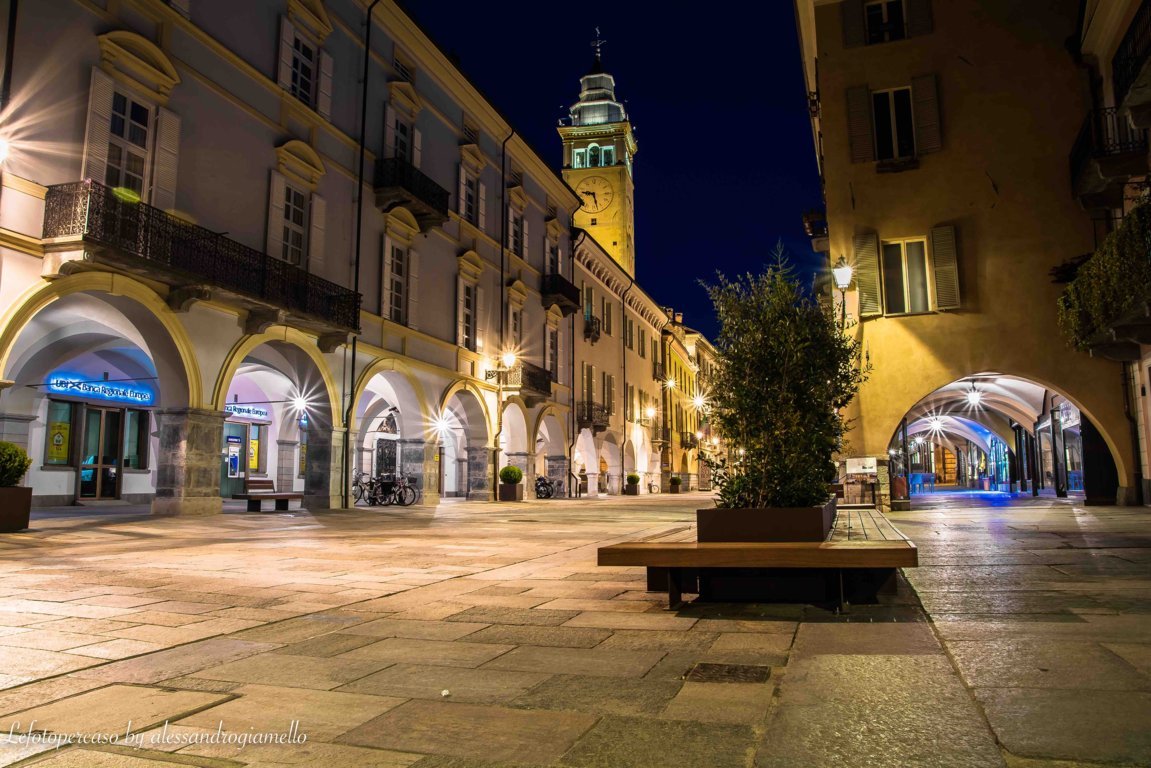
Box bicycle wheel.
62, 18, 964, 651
397, 486, 417, 506
353, 483, 365, 503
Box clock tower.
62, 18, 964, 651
558, 35, 638, 276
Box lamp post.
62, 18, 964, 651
487, 351, 517, 501
832, 255, 854, 330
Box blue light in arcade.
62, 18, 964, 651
46, 372, 154, 405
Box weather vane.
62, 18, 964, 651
591, 27, 606, 60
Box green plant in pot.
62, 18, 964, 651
498, 465, 524, 502
668, 475, 682, 494
699, 249, 867, 542
0, 441, 33, 532
624, 472, 640, 495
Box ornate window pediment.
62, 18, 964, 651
460, 143, 488, 174
288, 0, 333, 42
275, 140, 325, 191
457, 250, 485, 282
97, 31, 180, 104
384, 207, 419, 245
507, 278, 528, 308
389, 82, 422, 120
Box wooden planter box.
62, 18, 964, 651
0, 487, 32, 532
623, 484, 639, 495
696, 499, 836, 543
498, 483, 524, 502
669, 485, 681, 494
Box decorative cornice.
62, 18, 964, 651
275, 139, 326, 191
288, 0, 334, 42
97, 30, 181, 105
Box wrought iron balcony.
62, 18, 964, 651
576, 401, 609, 432
540, 273, 581, 316
652, 361, 666, 381
374, 156, 450, 231
1114, 0, 1151, 118
681, 432, 699, 449
42, 180, 361, 333
1070, 108, 1149, 207
583, 315, 602, 342
500, 360, 553, 400
654, 426, 670, 444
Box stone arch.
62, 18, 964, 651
598, 433, 622, 495
500, 399, 530, 475
438, 380, 492, 500
352, 357, 431, 436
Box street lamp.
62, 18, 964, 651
832, 255, 853, 329
488, 350, 517, 501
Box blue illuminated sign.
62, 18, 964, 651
225, 404, 271, 421
46, 373, 154, 405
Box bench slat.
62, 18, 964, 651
598, 540, 917, 569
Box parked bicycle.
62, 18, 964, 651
352, 471, 371, 503
365, 473, 418, 507
534, 475, 557, 499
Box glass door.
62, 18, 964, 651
78, 407, 122, 499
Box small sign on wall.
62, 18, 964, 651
845, 456, 878, 475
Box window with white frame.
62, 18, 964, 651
547, 241, 560, 275
602, 298, 613, 335
547, 328, 559, 379
881, 238, 930, 315
588, 144, 601, 167
638, 328, 647, 358
602, 146, 615, 166
389, 244, 408, 324
394, 117, 413, 163
105, 92, 150, 197
572, 148, 586, 169
509, 210, 525, 257
290, 34, 318, 108
865, 0, 906, 44
282, 183, 308, 266
462, 172, 479, 224
461, 282, 477, 351
872, 87, 915, 161
511, 307, 523, 346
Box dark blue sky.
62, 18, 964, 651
404, 2, 824, 339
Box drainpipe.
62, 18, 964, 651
0, 0, 17, 112
1122, 363, 1145, 505
491, 129, 515, 500
341, 0, 382, 509
619, 270, 634, 488
568, 230, 586, 496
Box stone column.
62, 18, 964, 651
399, 438, 439, 506
0, 413, 36, 454
546, 455, 568, 497
467, 444, 492, 501
586, 472, 600, 496
304, 413, 341, 510
876, 457, 891, 513
276, 440, 298, 494
152, 408, 224, 517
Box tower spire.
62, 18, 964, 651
591, 27, 606, 62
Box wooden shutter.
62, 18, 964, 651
317, 50, 333, 119
456, 276, 466, 346
457, 165, 467, 216
408, 248, 420, 330
81, 68, 115, 184
381, 235, 394, 317
384, 104, 395, 158
475, 285, 486, 352
931, 225, 960, 310
150, 107, 180, 211
478, 181, 487, 230
853, 232, 882, 316
266, 171, 287, 258
912, 74, 942, 154
506, 206, 515, 249
277, 17, 294, 90
412, 128, 422, 168
846, 86, 874, 163
841, 0, 865, 48
308, 194, 325, 271
907, 0, 933, 37
522, 216, 530, 259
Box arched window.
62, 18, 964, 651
602, 146, 615, 166
588, 144, 601, 167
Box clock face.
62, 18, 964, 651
576, 176, 614, 213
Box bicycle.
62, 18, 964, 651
364, 473, 418, 507
352, 471, 371, 504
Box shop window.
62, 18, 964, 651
44, 401, 75, 466
123, 409, 150, 470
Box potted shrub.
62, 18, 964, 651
0, 442, 33, 532
498, 465, 524, 501
624, 473, 640, 495
668, 475, 682, 494
699, 250, 867, 542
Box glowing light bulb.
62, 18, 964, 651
693, 394, 705, 409
501, 351, 517, 369
966, 389, 982, 406
644, 406, 656, 419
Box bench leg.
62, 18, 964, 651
667, 568, 684, 609
247, 500, 260, 512
275, 498, 289, 511
646, 567, 668, 592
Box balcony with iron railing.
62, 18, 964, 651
374, 156, 450, 231
576, 401, 609, 432
680, 432, 699, 449
1114, 0, 1151, 125
1069, 107, 1149, 208
498, 360, 554, 400
540, 273, 581, 316
652, 361, 665, 381
42, 180, 361, 333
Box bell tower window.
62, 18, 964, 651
602, 146, 615, 166
573, 148, 586, 168
588, 144, 601, 167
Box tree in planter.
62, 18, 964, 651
499, 465, 523, 485
702, 247, 868, 511
624, 473, 641, 495
498, 465, 524, 501
0, 441, 33, 533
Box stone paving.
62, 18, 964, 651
0, 492, 1142, 767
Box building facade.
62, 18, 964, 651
794, 0, 1136, 506
0, 0, 711, 511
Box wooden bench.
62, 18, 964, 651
232, 478, 303, 512
598, 506, 917, 608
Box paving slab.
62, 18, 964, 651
1, 684, 230, 736
511, 673, 682, 716
948, 637, 1151, 690
482, 645, 664, 678
191, 652, 386, 690
338, 699, 597, 763
662, 681, 773, 724
340, 663, 549, 704
338, 637, 514, 668
72, 638, 279, 685
463, 624, 611, 649
340, 618, 489, 641
792, 621, 941, 656
560, 715, 754, 768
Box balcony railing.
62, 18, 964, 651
681, 432, 699, 449
1114, 0, 1151, 109
652, 361, 666, 381
374, 156, 450, 231
583, 316, 602, 342
540, 273, 581, 316
576, 401, 609, 431
43, 180, 361, 332
502, 360, 553, 398
1069, 107, 1149, 205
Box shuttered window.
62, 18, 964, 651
848, 76, 941, 163
931, 225, 960, 310
873, 88, 915, 161
853, 233, 882, 316
881, 239, 929, 315
844, 0, 931, 48
865, 0, 905, 44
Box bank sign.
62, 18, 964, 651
225, 403, 271, 421
46, 373, 154, 405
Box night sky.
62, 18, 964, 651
403, 2, 824, 340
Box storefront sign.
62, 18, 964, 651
1059, 402, 1081, 430
47, 421, 70, 463
845, 456, 878, 475
225, 403, 270, 421
47, 373, 154, 405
